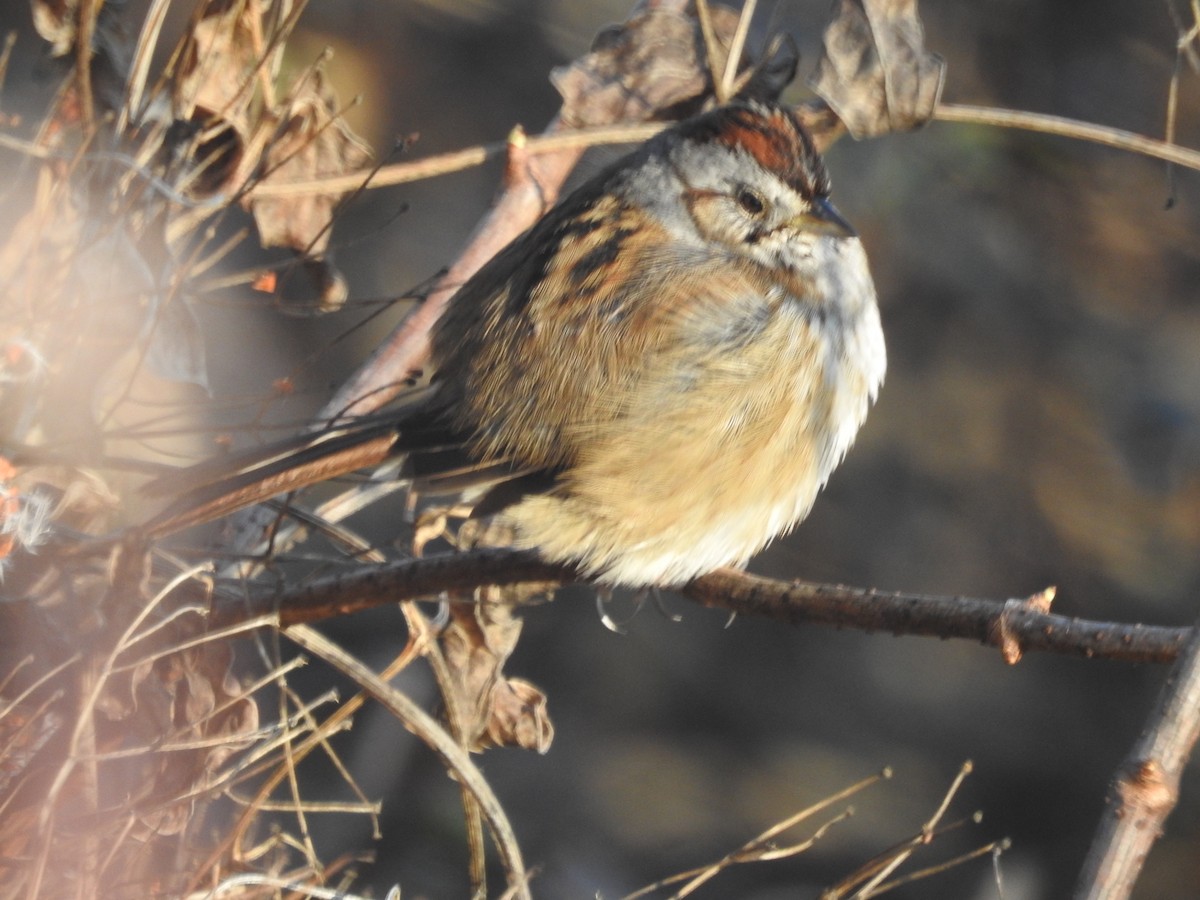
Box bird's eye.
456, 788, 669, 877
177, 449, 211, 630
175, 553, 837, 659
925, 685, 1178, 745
736, 188, 766, 216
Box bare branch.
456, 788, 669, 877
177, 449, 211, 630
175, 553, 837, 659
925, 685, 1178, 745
681, 572, 1188, 664
323, 119, 582, 422
203, 550, 1191, 665
1074, 619, 1200, 899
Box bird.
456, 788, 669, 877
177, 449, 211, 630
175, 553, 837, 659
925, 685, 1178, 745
147, 100, 886, 588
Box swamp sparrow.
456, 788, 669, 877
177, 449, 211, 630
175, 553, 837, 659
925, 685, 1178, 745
152, 101, 886, 587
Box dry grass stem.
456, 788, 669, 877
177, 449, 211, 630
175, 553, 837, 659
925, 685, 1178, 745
283, 624, 532, 900
625, 769, 889, 899
864, 838, 1011, 897
849, 762, 975, 897
820, 762, 991, 900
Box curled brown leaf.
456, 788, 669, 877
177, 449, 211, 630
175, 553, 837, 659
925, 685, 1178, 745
809, 0, 945, 139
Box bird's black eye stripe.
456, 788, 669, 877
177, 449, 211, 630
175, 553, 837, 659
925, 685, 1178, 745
736, 187, 766, 216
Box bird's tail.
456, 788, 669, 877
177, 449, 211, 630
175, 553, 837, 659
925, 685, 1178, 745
143, 389, 452, 538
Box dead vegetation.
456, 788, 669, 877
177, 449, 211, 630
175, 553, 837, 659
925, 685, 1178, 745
0, 1, 1197, 897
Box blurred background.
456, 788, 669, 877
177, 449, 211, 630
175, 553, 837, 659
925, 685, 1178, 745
3, 0, 1200, 897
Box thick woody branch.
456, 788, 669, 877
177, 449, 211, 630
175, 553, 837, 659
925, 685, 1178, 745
208, 548, 566, 629
204, 549, 1191, 665
325, 120, 581, 421
1074, 619, 1200, 899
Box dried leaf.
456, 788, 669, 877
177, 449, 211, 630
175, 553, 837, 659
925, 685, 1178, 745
32, 0, 132, 115
0, 171, 85, 326
145, 294, 210, 391
171, 1, 289, 196
551, 2, 795, 127
126, 642, 259, 837
433, 518, 557, 753
809, 0, 945, 139
482, 677, 554, 754
439, 599, 525, 751
31, 0, 78, 58
174, 1, 275, 138
245, 70, 371, 311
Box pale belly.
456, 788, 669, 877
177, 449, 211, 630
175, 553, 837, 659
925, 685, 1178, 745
504, 287, 885, 587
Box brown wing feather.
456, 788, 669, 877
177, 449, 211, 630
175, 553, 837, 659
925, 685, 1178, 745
430, 195, 775, 476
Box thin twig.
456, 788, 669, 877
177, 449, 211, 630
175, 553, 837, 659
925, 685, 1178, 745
720, 0, 756, 101
245, 122, 663, 199
118, 0, 171, 133
203, 643, 413, 870
74, 0, 101, 135
684, 571, 1187, 665
694, 0, 728, 103
934, 102, 1200, 170
402, 601, 489, 895
0, 31, 17, 95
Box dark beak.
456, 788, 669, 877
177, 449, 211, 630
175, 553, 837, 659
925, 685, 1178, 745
792, 196, 857, 238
